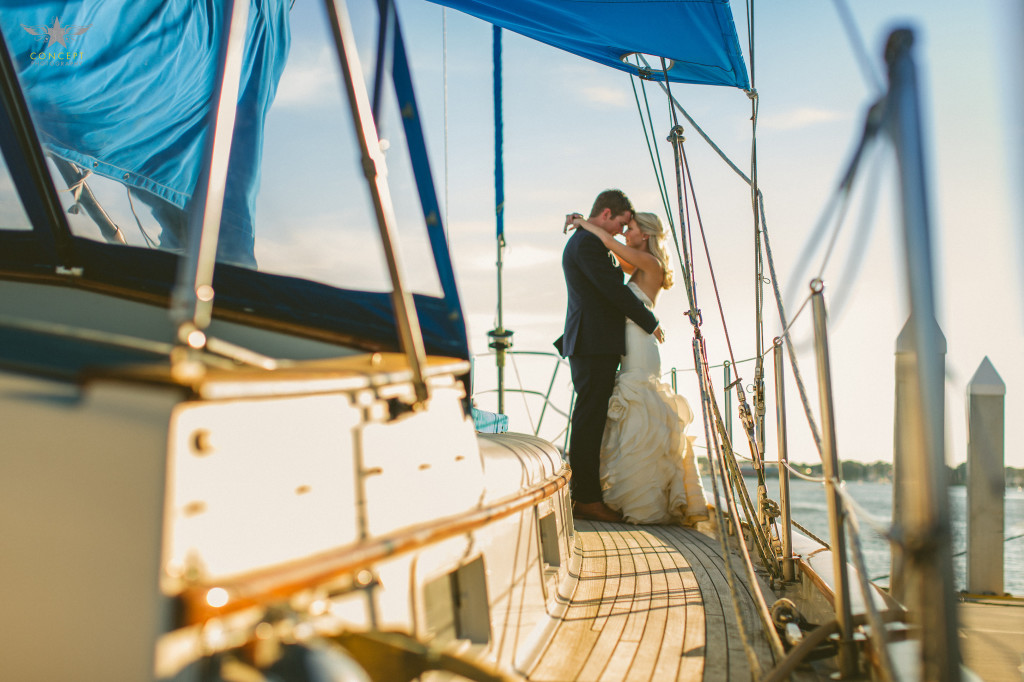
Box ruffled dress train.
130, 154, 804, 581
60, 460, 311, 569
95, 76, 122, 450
600, 282, 709, 525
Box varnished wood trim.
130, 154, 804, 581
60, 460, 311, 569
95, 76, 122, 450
176, 468, 571, 624
797, 556, 835, 605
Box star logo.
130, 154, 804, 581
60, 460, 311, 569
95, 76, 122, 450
21, 17, 90, 48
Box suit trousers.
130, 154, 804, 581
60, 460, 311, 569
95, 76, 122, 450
568, 353, 620, 503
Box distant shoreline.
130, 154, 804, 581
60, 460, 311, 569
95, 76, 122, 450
699, 457, 1024, 487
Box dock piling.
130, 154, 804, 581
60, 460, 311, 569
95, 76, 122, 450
966, 357, 1005, 595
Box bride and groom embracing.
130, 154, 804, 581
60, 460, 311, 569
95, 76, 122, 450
555, 189, 708, 525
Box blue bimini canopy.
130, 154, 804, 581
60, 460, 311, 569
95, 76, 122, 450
426, 0, 750, 90
0, 0, 290, 267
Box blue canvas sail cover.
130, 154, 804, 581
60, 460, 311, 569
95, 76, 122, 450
0, 0, 290, 267
425, 0, 750, 90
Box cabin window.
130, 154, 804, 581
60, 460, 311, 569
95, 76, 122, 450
251, 0, 442, 296
0, 1, 444, 297
0, 152, 30, 231
538, 510, 561, 568
422, 555, 491, 646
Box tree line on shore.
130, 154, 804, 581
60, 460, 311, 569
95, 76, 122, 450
704, 458, 1024, 487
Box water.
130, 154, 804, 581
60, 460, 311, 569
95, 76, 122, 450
744, 476, 1024, 595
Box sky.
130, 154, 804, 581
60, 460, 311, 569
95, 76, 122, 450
346, 0, 1024, 469
5, 0, 1017, 469
206, 0, 1024, 471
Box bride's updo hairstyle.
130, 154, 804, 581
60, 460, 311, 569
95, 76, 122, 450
634, 212, 674, 290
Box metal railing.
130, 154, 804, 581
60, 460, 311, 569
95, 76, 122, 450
471, 350, 574, 452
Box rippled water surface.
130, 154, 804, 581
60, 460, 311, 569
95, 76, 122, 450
745, 477, 1024, 595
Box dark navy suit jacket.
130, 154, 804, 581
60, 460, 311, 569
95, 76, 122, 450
556, 229, 658, 357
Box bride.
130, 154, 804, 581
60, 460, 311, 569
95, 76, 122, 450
569, 212, 708, 525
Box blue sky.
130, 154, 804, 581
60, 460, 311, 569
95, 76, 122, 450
265, 0, 1023, 468
1, 1, 1016, 469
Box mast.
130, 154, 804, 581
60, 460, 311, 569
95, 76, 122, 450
487, 25, 512, 414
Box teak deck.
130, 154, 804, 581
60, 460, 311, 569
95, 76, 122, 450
527, 520, 776, 681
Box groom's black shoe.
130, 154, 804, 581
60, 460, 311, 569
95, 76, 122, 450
573, 501, 623, 522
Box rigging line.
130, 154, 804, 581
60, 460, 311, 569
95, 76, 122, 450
773, 291, 813, 347
873, 534, 1024, 582
640, 74, 675, 228
508, 352, 537, 434
782, 459, 827, 483
661, 352, 760, 377
813, 182, 856, 281
830, 0, 885, 95
629, 60, 675, 226
697, 333, 779, 574
781, 187, 845, 315
124, 187, 159, 248
700, 350, 786, 660
843, 509, 899, 682
834, 480, 896, 540
628, 72, 673, 226
758, 105, 887, 457
693, 342, 772, 676
649, 55, 698, 315
680, 141, 739, 368
690, 441, 755, 462
683, 147, 699, 305
786, 99, 885, 313
657, 83, 751, 185
760, 197, 826, 458
681, 139, 697, 298
750, 90, 765, 460
639, 72, 674, 227
667, 127, 698, 317
819, 143, 886, 322
713, 393, 779, 574
793, 519, 830, 549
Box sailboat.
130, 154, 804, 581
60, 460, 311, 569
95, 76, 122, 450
0, 1, 1017, 681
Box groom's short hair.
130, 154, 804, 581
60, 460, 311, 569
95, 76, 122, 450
589, 189, 633, 220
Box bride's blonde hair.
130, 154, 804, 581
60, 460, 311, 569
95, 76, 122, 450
634, 212, 674, 290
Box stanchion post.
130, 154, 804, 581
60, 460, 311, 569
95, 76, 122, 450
810, 279, 857, 678
773, 337, 794, 582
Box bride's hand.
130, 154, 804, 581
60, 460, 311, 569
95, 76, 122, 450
563, 212, 583, 234
654, 326, 665, 343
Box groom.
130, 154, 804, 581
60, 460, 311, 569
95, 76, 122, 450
556, 189, 663, 522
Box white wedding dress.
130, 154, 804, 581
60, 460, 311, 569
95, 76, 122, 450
600, 281, 709, 525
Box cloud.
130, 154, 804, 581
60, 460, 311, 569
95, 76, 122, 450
760, 107, 845, 131
580, 85, 631, 108
273, 48, 342, 109
255, 225, 385, 288
503, 243, 561, 270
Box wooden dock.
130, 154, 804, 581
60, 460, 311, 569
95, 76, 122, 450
958, 597, 1024, 681
526, 520, 785, 681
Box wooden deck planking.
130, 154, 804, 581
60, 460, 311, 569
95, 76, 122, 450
528, 521, 778, 681
624, 528, 679, 682
529, 524, 610, 681
657, 525, 743, 680
638, 526, 702, 682
576, 530, 630, 680
654, 529, 708, 682
684, 526, 775, 678
604, 530, 664, 681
